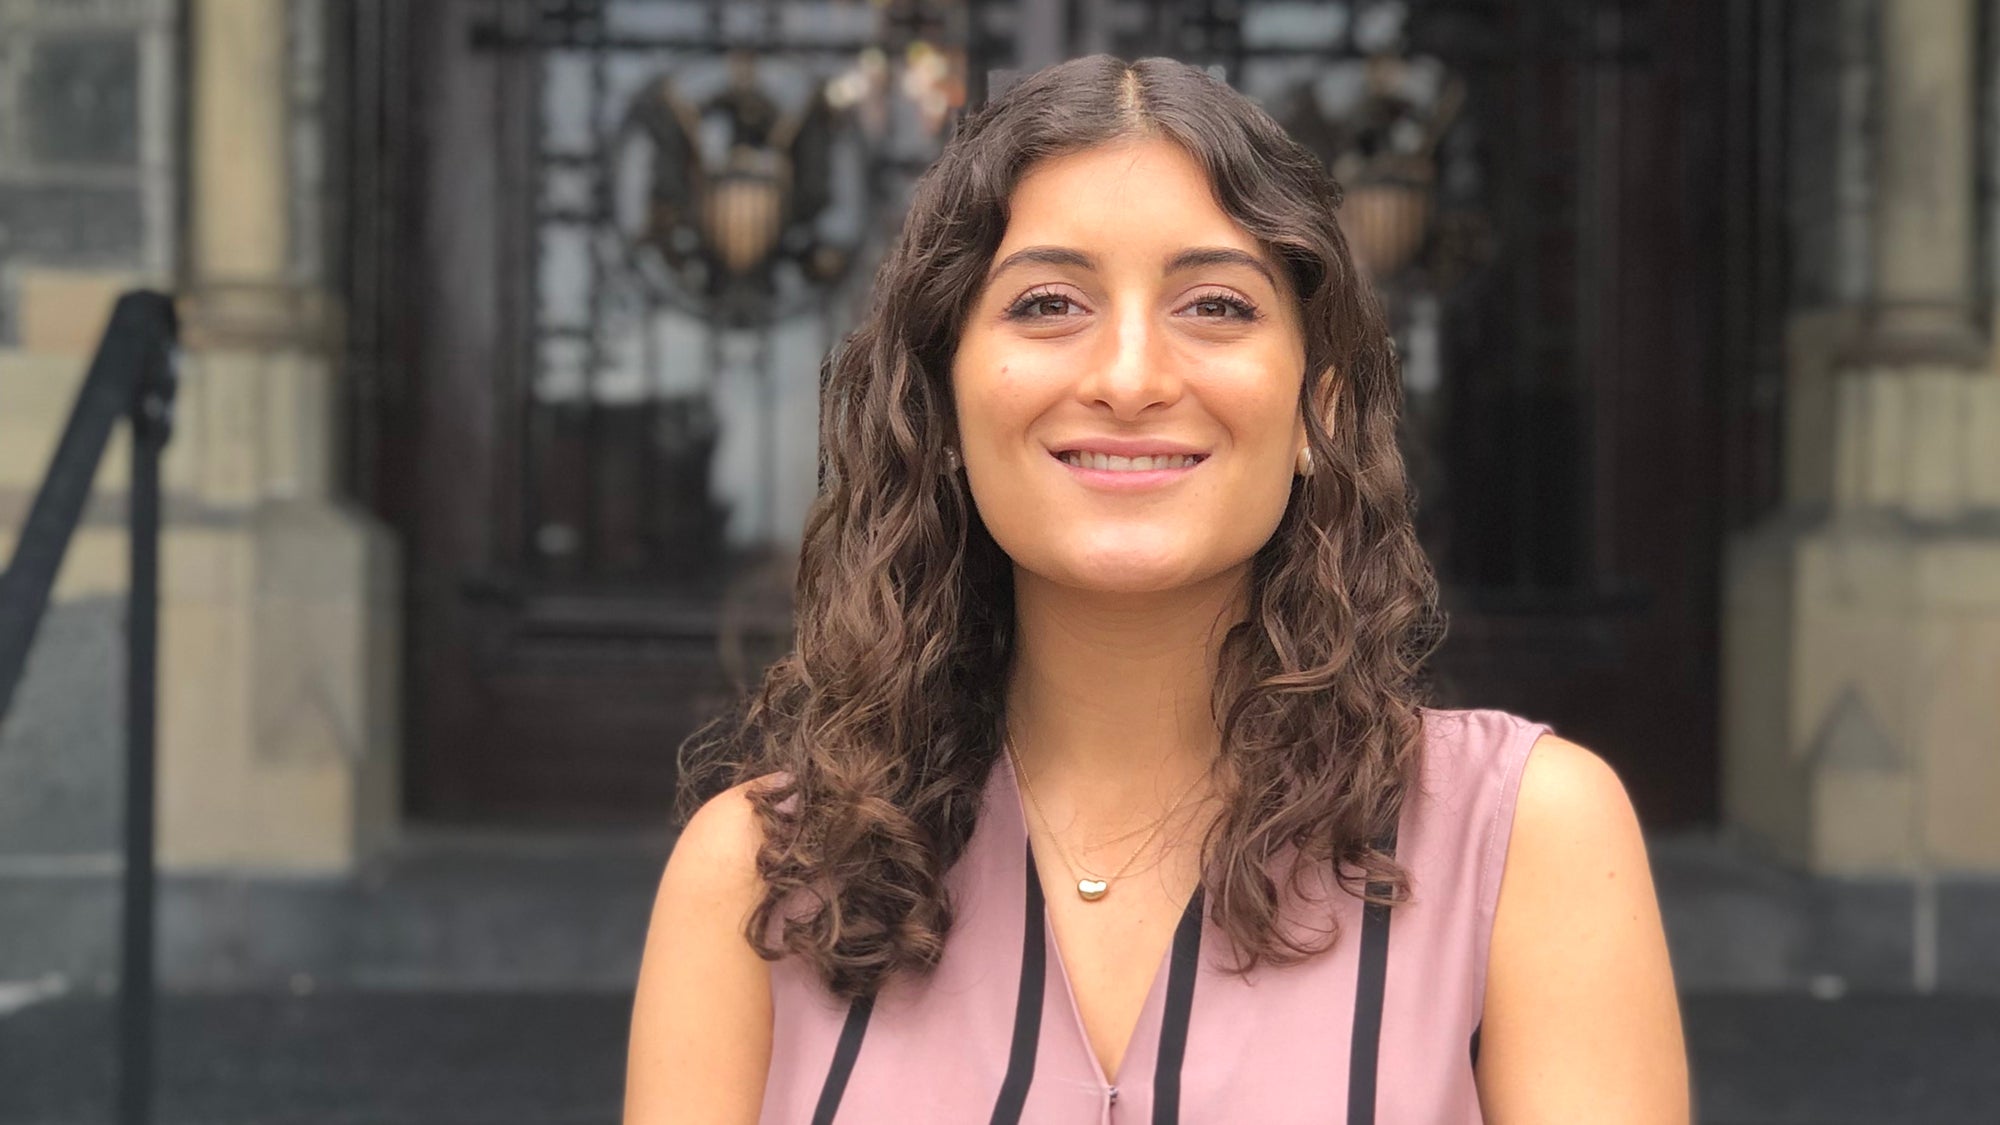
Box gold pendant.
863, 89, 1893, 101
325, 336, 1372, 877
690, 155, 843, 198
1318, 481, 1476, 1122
1077, 878, 1108, 901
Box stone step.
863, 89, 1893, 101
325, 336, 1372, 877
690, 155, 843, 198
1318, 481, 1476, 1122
0, 826, 673, 993
3, 825, 1998, 994
3, 989, 1998, 1123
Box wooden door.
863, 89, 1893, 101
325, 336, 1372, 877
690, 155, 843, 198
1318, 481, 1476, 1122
360, 0, 987, 824
1412, 0, 1734, 827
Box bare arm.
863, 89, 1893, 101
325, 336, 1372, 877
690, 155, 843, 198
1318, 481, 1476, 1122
1476, 734, 1690, 1123
625, 780, 776, 1125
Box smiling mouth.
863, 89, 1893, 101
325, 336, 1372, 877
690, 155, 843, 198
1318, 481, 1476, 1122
1056, 451, 1207, 471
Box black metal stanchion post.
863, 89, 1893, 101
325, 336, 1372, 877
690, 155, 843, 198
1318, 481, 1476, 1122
118, 295, 178, 1125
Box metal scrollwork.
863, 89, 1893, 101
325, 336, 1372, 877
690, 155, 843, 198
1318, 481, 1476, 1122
611, 51, 866, 328
1276, 55, 1469, 287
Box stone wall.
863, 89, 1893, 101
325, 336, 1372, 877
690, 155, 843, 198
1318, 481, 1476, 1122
0, 0, 175, 882
2, 0, 401, 996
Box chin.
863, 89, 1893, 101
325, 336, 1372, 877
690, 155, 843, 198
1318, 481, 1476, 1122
1035, 539, 1218, 596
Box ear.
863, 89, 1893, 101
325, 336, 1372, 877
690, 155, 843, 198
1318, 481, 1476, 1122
1296, 368, 1338, 475
1301, 367, 1339, 444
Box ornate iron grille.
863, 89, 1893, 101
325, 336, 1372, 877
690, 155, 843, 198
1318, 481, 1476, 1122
453, 0, 1665, 615
468, 0, 990, 596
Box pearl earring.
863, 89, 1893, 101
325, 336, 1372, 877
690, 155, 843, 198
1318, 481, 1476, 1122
944, 447, 961, 473
1295, 446, 1313, 476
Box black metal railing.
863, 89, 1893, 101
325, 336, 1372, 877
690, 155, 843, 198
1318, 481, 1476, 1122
0, 289, 179, 1125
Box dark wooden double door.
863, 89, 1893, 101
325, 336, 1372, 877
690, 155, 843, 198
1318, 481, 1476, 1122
365, 0, 1749, 828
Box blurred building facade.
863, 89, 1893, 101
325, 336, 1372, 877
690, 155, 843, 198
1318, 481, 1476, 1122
1, 0, 1997, 991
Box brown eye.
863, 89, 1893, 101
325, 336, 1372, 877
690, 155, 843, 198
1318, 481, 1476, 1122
1004, 289, 1082, 320
1186, 291, 1261, 321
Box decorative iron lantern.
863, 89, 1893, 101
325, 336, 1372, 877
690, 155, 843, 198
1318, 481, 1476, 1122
1279, 56, 1465, 284
611, 51, 864, 328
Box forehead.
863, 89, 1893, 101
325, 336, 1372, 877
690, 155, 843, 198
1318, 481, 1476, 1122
996, 138, 1270, 263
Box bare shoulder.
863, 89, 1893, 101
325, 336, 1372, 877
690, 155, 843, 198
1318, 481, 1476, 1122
1516, 732, 1637, 841
667, 775, 782, 897
625, 775, 785, 1125
1476, 733, 1690, 1123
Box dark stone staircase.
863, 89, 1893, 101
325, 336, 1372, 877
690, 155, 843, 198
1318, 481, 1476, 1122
6, 825, 2000, 1123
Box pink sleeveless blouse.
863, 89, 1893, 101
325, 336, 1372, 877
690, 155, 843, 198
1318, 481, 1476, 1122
758, 707, 1553, 1124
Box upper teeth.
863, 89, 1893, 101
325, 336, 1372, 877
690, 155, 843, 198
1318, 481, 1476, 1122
1059, 451, 1202, 471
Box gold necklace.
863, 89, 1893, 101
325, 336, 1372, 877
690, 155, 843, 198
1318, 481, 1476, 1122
1004, 734, 1210, 902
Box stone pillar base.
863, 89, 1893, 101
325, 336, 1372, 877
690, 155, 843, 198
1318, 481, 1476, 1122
1723, 513, 2000, 875
158, 499, 400, 873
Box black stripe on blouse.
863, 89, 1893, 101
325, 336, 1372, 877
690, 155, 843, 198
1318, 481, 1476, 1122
1151, 885, 1207, 1124
1345, 826, 1400, 1125
989, 840, 1048, 1124
810, 993, 875, 1125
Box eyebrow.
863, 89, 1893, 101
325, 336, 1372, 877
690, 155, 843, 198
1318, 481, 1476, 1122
986, 244, 1281, 291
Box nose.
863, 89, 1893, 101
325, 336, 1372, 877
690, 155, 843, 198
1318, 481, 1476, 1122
1073, 301, 1183, 420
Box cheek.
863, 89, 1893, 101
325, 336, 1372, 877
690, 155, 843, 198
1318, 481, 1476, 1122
1204, 364, 1306, 454
954, 347, 1057, 449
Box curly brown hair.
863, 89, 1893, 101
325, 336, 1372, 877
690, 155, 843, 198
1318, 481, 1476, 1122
677, 53, 1444, 1001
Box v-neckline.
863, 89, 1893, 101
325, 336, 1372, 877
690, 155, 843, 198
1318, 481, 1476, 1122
994, 751, 1202, 1089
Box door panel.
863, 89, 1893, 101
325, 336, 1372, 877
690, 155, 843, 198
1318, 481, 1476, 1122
393, 0, 983, 823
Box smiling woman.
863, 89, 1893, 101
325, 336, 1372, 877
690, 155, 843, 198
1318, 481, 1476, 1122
627, 54, 1686, 1125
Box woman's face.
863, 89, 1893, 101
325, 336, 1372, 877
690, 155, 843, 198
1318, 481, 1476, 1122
950, 137, 1310, 596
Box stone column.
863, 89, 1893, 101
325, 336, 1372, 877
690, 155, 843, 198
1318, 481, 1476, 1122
1860, 0, 1983, 363
1724, 0, 2000, 900
157, 0, 400, 874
